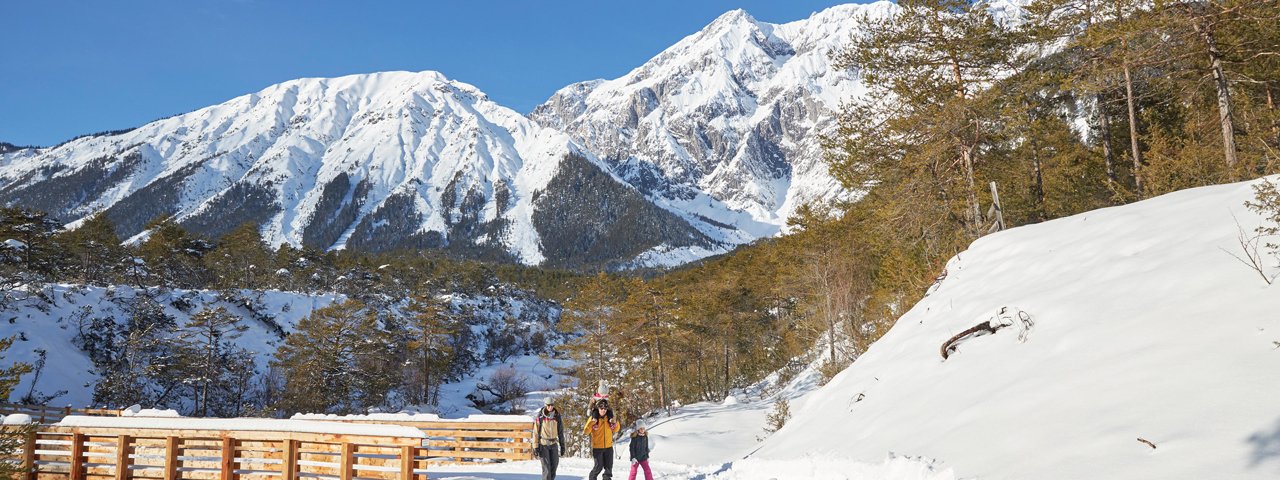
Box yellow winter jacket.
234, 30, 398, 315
583, 416, 619, 449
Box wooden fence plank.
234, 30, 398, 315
219, 438, 234, 480
282, 440, 297, 480
162, 437, 177, 480
339, 443, 354, 480
114, 435, 132, 480
69, 433, 85, 480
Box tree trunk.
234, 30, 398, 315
1123, 55, 1144, 196
962, 145, 982, 231
1264, 82, 1274, 147
1027, 108, 1046, 220
1097, 93, 1117, 186
722, 337, 731, 400
655, 336, 667, 410
825, 290, 836, 364
949, 56, 983, 231
1192, 12, 1239, 174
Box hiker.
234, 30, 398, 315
532, 397, 565, 480
585, 383, 620, 480
627, 421, 654, 480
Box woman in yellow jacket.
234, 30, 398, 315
584, 399, 620, 480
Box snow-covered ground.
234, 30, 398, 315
750, 176, 1280, 479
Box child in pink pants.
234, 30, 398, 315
628, 422, 654, 480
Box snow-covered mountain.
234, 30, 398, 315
0, 71, 710, 269
530, 3, 898, 238
0, 2, 1032, 269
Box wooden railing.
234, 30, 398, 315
0, 404, 121, 424
308, 420, 534, 465
5, 425, 428, 480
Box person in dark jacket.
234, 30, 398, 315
627, 421, 653, 480
532, 397, 566, 480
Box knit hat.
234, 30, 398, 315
543, 396, 555, 407
592, 380, 610, 400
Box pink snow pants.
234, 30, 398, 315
628, 460, 653, 480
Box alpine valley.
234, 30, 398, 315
0, 3, 902, 270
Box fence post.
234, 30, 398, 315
282, 440, 297, 480
21, 430, 36, 480
340, 442, 354, 480
114, 435, 133, 480
69, 432, 85, 480
220, 437, 236, 480
399, 446, 414, 480
163, 436, 179, 480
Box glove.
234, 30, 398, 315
560, 446, 566, 456
532, 447, 541, 458
631, 460, 638, 465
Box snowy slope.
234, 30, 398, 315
746, 176, 1280, 479
0, 284, 562, 412
0, 71, 709, 268
0, 285, 336, 408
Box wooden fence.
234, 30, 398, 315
0, 405, 121, 424
0, 412, 535, 471
5, 425, 428, 480
304, 420, 534, 465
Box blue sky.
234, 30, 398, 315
0, 1, 861, 147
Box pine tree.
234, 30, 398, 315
401, 293, 461, 407
56, 212, 126, 286
0, 208, 64, 305
271, 300, 397, 414
175, 307, 253, 417
558, 272, 625, 384
137, 216, 213, 289
206, 222, 273, 290
832, 0, 1023, 236
92, 295, 184, 408
0, 336, 33, 478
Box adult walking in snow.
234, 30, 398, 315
585, 383, 620, 480
627, 421, 654, 480
532, 397, 565, 480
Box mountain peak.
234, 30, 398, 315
710, 8, 757, 27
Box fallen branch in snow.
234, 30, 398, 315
1137, 437, 1157, 450
940, 320, 1008, 360
940, 307, 1035, 360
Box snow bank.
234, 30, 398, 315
55, 416, 426, 438
754, 177, 1280, 479
293, 412, 532, 423
2, 414, 35, 425
121, 405, 182, 417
